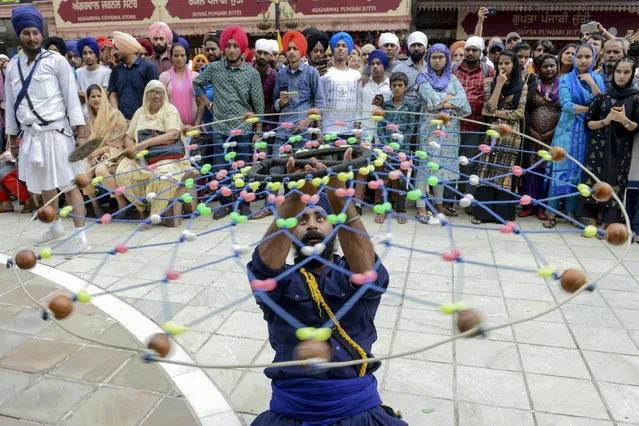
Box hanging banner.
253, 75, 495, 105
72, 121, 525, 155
294, 0, 405, 16
163, 0, 267, 21
54, 0, 155, 26
458, 10, 639, 40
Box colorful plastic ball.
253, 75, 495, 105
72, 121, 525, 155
73, 174, 89, 188
48, 294, 74, 320
458, 156, 469, 166
459, 197, 472, 208
606, 223, 630, 245
549, 146, 567, 162
149, 214, 162, 225
147, 333, 171, 358
456, 309, 482, 334
469, 175, 480, 186
560, 269, 587, 293
15, 250, 37, 270
294, 340, 332, 363
592, 182, 613, 202
520, 195, 532, 206
37, 205, 56, 223
427, 176, 439, 186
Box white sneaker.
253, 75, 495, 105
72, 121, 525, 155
62, 236, 91, 260
35, 228, 65, 246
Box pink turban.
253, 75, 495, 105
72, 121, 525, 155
113, 31, 143, 54
149, 22, 172, 45
220, 26, 248, 54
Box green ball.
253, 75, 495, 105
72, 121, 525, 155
373, 204, 385, 214
347, 137, 357, 144
427, 176, 439, 186
184, 178, 195, 188
200, 164, 212, 174
181, 194, 193, 203
382, 202, 392, 212
390, 142, 401, 149
276, 218, 287, 228
326, 214, 338, 224
337, 213, 347, 223
415, 150, 428, 159
407, 189, 422, 201
285, 218, 298, 228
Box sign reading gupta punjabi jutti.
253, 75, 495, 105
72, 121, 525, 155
458, 10, 639, 40
54, 0, 408, 27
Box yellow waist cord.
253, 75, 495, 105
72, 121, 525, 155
300, 268, 368, 377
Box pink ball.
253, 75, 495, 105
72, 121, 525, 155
335, 188, 347, 198
165, 269, 180, 280
334, 121, 347, 127
400, 161, 412, 170
230, 129, 244, 136
221, 187, 233, 197
442, 248, 461, 262
397, 152, 407, 161
479, 144, 491, 153
520, 195, 532, 206
300, 194, 312, 204
512, 166, 523, 176
209, 180, 219, 190
100, 214, 112, 224
386, 124, 400, 131
186, 144, 198, 151
335, 140, 347, 147
114, 244, 128, 254
115, 186, 126, 195
433, 130, 446, 137
388, 170, 401, 180
250, 278, 277, 291
281, 122, 294, 129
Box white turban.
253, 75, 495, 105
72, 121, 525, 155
255, 38, 271, 53
378, 33, 399, 48
465, 36, 485, 51
269, 39, 280, 55
407, 31, 427, 48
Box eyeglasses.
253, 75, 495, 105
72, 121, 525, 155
431, 56, 446, 61
148, 90, 165, 97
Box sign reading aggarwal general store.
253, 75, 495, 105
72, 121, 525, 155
458, 10, 639, 40
53, 0, 408, 27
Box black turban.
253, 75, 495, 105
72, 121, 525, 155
303, 27, 329, 52
44, 36, 67, 56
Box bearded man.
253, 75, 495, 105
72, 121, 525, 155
148, 22, 173, 74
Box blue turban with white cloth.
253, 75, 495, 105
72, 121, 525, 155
77, 37, 99, 58
367, 49, 389, 70
330, 32, 354, 55
11, 5, 43, 36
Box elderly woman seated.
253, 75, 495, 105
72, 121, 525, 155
115, 80, 194, 229
82, 84, 128, 216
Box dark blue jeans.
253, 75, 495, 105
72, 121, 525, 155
208, 132, 252, 206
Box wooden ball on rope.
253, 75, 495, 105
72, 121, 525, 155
549, 146, 567, 162
37, 205, 57, 223
592, 182, 613, 202
147, 333, 171, 358
15, 250, 37, 270
606, 223, 630, 246
497, 123, 513, 137
294, 340, 332, 363
560, 268, 587, 293
73, 174, 89, 188
48, 295, 74, 320
456, 309, 482, 334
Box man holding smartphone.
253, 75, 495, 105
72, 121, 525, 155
303, 28, 330, 77
273, 31, 326, 163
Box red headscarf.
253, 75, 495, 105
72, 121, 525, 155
220, 26, 248, 54
137, 38, 153, 56
282, 31, 308, 57
97, 35, 113, 49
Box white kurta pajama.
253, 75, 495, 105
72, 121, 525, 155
5, 49, 84, 194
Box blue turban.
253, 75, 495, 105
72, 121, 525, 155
315, 192, 333, 215
66, 40, 80, 57
178, 37, 190, 51
330, 32, 354, 55
11, 5, 43, 36
367, 49, 389, 69
77, 37, 99, 58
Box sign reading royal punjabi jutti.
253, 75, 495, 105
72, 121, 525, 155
458, 10, 639, 40
55, 0, 155, 26
164, 0, 267, 21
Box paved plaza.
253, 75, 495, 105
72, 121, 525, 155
1, 206, 639, 426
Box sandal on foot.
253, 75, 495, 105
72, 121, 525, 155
375, 214, 387, 224
542, 218, 557, 229
397, 215, 408, 224
444, 207, 458, 217
471, 218, 483, 225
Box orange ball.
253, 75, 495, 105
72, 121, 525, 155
560, 268, 587, 293
497, 123, 513, 137
549, 146, 567, 162
37, 205, 57, 223
294, 340, 332, 363
456, 309, 482, 334
435, 112, 450, 125
73, 174, 89, 188
147, 333, 171, 358
592, 182, 613, 202
606, 223, 630, 246
49, 294, 74, 320
14, 250, 37, 270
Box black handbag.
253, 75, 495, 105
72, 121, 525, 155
137, 129, 185, 164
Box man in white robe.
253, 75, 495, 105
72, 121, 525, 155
6, 5, 90, 256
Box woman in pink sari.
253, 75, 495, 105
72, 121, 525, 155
159, 42, 199, 125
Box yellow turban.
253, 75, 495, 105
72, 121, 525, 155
112, 31, 143, 54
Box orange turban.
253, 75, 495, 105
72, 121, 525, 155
113, 31, 143, 54
282, 31, 307, 57
220, 26, 248, 54
450, 40, 466, 55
